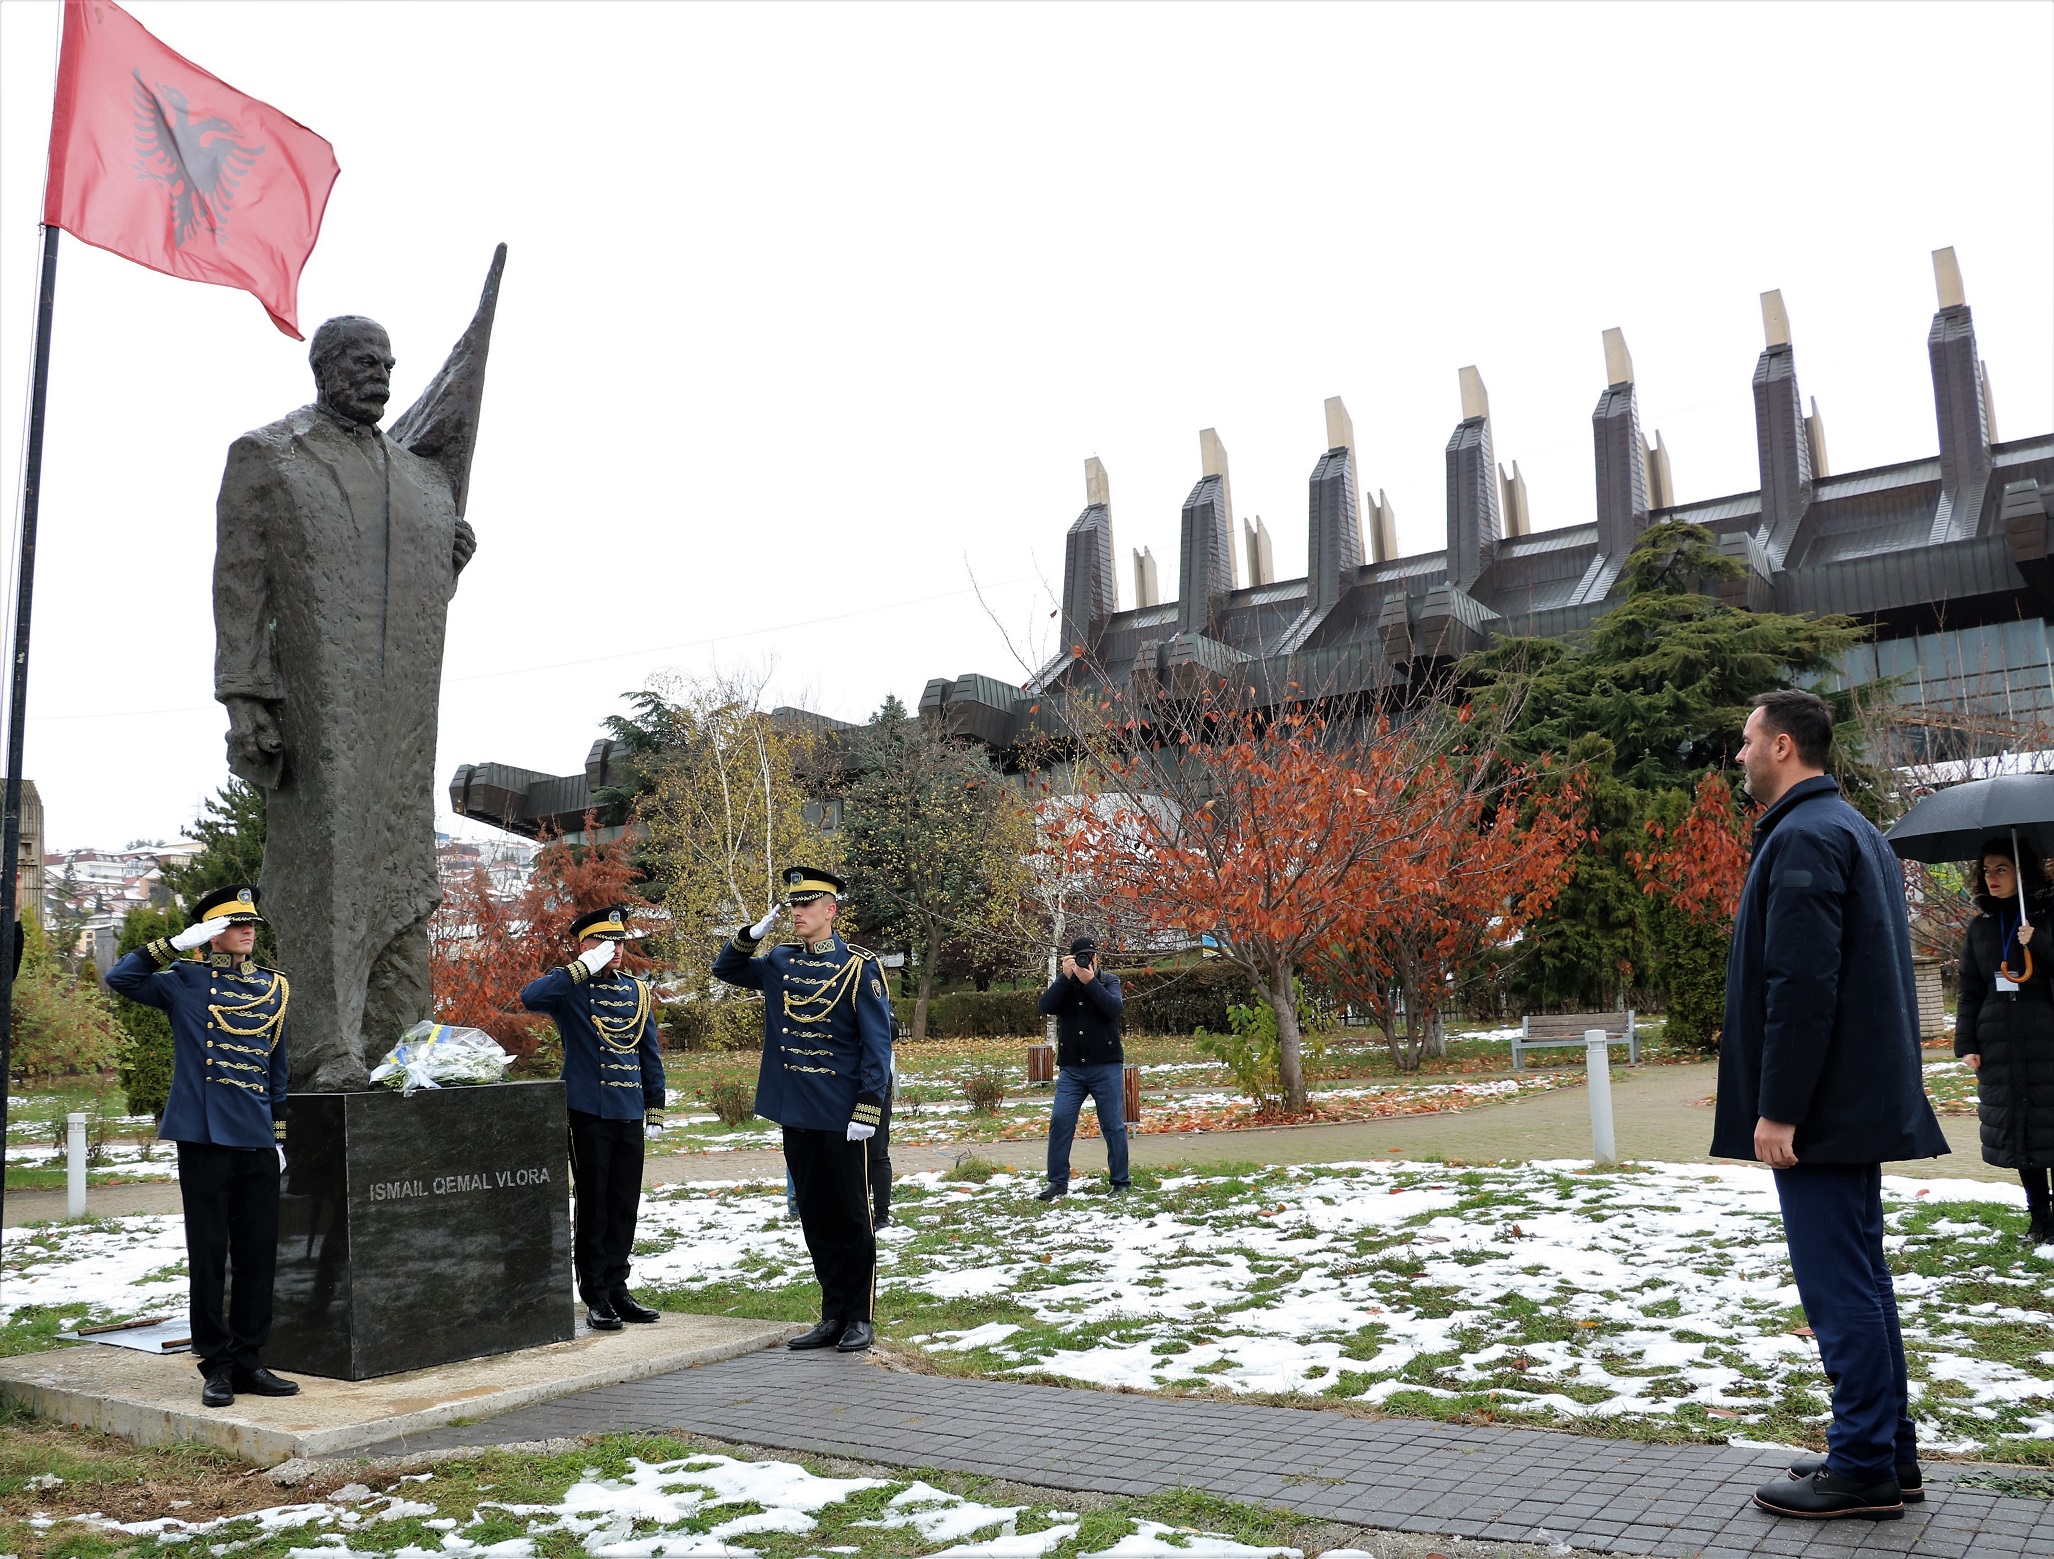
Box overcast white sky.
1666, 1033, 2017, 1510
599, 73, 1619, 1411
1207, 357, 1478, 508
3, 1, 2050, 853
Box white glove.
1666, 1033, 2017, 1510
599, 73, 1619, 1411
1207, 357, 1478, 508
277, 1146, 287, 1171
749, 905, 781, 940
578, 940, 616, 975
846, 1122, 876, 1143
170, 920, 217, 952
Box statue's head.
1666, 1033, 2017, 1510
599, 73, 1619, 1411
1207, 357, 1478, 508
310, 316, 394, 427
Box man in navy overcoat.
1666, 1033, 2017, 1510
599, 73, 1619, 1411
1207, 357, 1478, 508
1714, 690, 1947, 1521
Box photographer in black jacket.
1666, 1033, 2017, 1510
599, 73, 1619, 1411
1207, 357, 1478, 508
1036, 935, 1128, 1201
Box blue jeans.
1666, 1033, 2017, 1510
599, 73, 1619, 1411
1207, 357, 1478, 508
1773, 1163, 1918, 1480
1047, 1063, 1128, 1189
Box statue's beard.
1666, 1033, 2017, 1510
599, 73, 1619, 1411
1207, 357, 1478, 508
319, 382, 387, 426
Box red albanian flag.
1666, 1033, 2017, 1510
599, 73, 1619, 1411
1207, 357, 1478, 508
43, 0, 339, 338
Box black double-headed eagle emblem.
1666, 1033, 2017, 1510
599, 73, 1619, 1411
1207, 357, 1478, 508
131, 69, 265, 249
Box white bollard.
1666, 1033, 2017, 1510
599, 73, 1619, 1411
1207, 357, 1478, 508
66, 1112, 88, 1219
1585, 1030, 1616, 1165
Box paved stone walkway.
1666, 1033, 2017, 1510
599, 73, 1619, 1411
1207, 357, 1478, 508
365, 1347, 2052, 1558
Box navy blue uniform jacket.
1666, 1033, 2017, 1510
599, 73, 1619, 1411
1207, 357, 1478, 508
1037, 971, 1125, 1066
1712, 775, 1948, 1164
106, 944, 289, 1151
520, 962, 665, 1119
712, 930, 892, 1132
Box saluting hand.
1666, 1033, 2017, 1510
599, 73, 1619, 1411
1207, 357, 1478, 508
578, 940, 616, 975
170, 921, 218, 952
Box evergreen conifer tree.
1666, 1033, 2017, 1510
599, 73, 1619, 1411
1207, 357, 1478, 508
1462, 520, 1871, 1015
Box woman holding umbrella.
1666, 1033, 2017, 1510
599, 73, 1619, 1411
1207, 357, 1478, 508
1954, 838, 2054, 1244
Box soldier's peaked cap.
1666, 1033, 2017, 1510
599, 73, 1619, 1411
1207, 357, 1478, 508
782, 866, 845, 905
571, 905, 643, 942
193, 884, 264, 927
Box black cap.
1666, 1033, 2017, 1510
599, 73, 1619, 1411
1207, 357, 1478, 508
193, 884, 264, 928
570, 905, 638, 942
781, 866, 846, 905
1069, 934, 1097, 957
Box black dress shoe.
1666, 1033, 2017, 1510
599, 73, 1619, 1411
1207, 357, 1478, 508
1036, 1184, 1066, 1202
872, 1212, 891, 1230
231, 1367, 299, 1397
1786, 1453, 1922, 1502
200, 1373, 234, 1409
586, 1303, 624, 1332
836, 1320, 874, 1353
1755, 1468, 1903, 1519
1109, 1183, 1132, 1195
787, 1318, 845, 1350
610, 1292, 660, 1324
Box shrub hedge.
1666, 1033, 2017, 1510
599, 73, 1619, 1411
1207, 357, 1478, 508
891, 962, 1258, 1039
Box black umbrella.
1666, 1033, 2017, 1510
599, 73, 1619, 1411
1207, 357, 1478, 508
1884, 772, 2054, 864
1887, 772, 2054, 971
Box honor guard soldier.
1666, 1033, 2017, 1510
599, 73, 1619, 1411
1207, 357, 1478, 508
713, 866, 892, 1352
106, 885, 297, 1408
521, 905, 666, 1332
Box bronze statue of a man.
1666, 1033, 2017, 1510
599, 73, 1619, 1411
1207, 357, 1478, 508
213, 248, 504, 1091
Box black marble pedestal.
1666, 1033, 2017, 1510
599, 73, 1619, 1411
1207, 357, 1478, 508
269, 1081, 574, 1380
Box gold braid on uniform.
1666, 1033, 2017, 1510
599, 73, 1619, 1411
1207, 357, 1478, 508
208, 973, 290, 1052
592, 977, 652, 1053
783, 958, 863, 1025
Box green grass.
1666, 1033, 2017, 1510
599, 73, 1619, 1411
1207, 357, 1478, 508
0, 1426, 1363, 1558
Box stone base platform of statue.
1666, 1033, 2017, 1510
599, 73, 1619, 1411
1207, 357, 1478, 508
268, 1080, 574, 1380
0, 1311, 799, 1466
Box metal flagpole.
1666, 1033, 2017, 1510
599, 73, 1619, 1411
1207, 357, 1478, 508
0, 223, 63, 1237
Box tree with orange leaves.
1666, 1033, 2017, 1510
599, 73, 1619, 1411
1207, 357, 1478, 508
1315, 762, 1583, 1071
430, 815, 653, 1059
1625, 771, 1751, 1048
1075, 698, 1491, 1112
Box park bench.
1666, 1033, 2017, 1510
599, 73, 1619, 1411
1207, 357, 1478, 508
1512, 1010, 1637, 1070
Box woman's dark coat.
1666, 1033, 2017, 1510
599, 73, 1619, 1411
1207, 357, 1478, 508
1712, 775, 1949, 1163
1955, 887, 2054, 1169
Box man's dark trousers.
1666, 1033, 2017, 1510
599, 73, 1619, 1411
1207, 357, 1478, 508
566, 1109, 644, 1305
176, 1141, 278, 1377
1047, 1062, 1129, 1190
784, 1126, 875, 1322
867, 1099, 892, 1224
1775, 1163, 1917, 1480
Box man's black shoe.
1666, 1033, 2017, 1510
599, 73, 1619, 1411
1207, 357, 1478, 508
836, 1320, 874, 1353
2031, 1211, 2053, 1245
200, 1373, 234, 1409
1786, 1454, 1922, 1503
1036, 1184, 1066, 1202
586, 1303, 625, 1332
872, 1213, 891, 1230
611, 1292, 661, 1324
232, 1367, 299, 1398
787, 1318, 845, 1350
1754, 1468, 1903, 1520
1109, 1182, 1132, 1195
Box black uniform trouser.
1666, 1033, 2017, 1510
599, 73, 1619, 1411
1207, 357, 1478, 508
867, 1100, 892, 1223
566, 1109, 644, 1305
783, 1126, 875, 1323
176, 1141, 278, 1377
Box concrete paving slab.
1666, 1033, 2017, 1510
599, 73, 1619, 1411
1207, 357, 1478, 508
0, 1313, 797, 1466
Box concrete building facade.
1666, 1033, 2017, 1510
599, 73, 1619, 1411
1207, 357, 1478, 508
453, 248, 2054, 839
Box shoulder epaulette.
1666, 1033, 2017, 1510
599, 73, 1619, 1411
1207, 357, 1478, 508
845, 942, 882, 963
